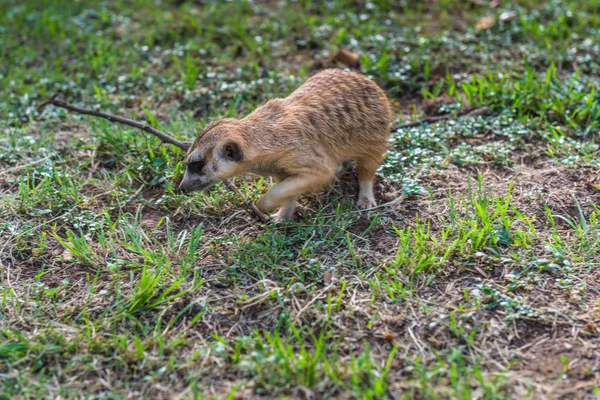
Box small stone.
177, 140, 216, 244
476, 16, 495, 31
564, 343, 573, 351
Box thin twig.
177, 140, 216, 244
222, 180, 270, 223
392, 106, 490, 131
38, 94, 270, 223
38, 94, 190, 151
293, 286, 332, 324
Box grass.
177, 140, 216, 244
1, 0, 600, 398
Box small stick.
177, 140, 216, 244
38, 94, 270, 223
222, 180, 270, 223
38, 94, 190, 151
392, 106, 489, 131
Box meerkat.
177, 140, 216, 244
178, 68, 392, 221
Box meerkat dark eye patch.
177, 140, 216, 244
223, 142, 242, 162
187, 160, 205, 174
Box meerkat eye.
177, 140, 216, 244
187, 160, 204, 174
223, 142, 242, 162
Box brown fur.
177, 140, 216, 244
178, 69, 392, 221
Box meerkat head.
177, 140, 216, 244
178, 119, 245, 194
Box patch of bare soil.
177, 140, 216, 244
420, 162, 600, 228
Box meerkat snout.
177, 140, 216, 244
178, 167, 212, 193
179, 120, 246, 193
181, 69, 392, 221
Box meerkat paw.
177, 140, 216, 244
271, 212, 292, 223
357, 196, 376, 209
271, 200, 296, 223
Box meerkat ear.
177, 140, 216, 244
222, 142, 243, 162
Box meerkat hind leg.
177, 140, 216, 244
356, 158, 379, 209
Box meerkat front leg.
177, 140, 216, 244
268, 176, 296, 222
356, 158, 380, 209
257, 169, 334, 221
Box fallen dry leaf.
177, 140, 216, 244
474, 266, 490, 279
332, 48, 360, 68
381, 191, 398, 202
53, 244, 73, 260
476, 16, 495, 31
61, 248, 74, 261
383, 332, 396, 343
